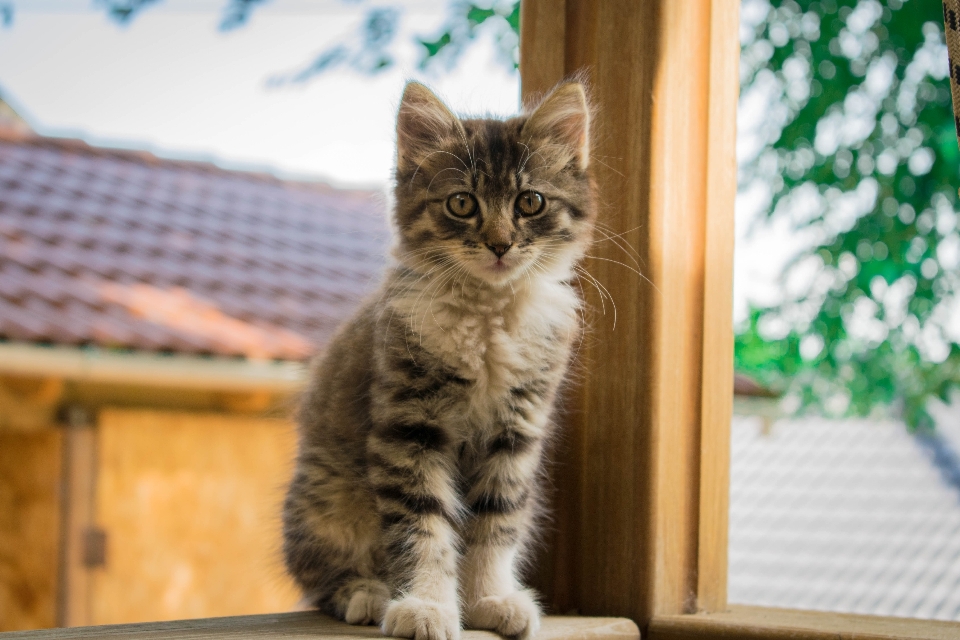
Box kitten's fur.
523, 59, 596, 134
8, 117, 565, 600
283, 81, 596, 640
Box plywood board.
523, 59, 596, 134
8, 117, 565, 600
91, 409, 300, 625
0, 430, 63, 631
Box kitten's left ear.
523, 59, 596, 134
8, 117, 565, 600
522, 82, 591, 170
396, 82, 464, 173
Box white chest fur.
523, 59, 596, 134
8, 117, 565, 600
389, 275, 579, 415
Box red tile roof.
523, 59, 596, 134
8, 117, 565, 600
0, 129, 388, 360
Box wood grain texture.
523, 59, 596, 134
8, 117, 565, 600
0, 612, 640, 640
0, 430, 63, 631
90, 409, 300, 625
520, 0, 738, 626
556, 0, 663, 622
646, 0, 711, 618
518, 0, 565, 103
648, 605, 960, 640
696, 0, 740, 615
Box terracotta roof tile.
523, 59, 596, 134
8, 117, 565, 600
0, 132, 388, 359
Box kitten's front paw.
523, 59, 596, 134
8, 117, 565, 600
465, 589, 541, 640
382, 597, 460, 640
344, 583, 389, 625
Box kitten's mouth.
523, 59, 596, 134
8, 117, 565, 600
486, 257, 518, 275
461, 252, 531, 285
475, 256, 526, 285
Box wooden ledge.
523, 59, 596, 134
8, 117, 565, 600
0, 613, 640, 640
648, 605, 960, 640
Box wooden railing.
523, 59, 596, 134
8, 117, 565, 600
4, 608, 959, 640
0, 613, 639, 640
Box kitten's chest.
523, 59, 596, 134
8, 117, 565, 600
413, 282, 578, 402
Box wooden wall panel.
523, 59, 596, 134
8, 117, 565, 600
91, 409, 300, 625
521, 0, 739, 627
0, 430, 63, 631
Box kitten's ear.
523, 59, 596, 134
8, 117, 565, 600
396, 82, 463, 173
522, 82, 591, 170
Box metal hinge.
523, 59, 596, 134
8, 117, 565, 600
82, 527, 107, 568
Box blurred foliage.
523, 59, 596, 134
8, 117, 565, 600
98, 0, 266, 31
97, 0, 160, 25
86, 0, 960, 427
0, 2, 13, 27
415, 2, 519, 71
735, 0, 957, 429
218, 0, 271, 31
272, 1, 518, 81
267, 7, 401, 85
91, 0, 518, 78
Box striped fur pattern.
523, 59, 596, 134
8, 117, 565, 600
283, 81, 596, 640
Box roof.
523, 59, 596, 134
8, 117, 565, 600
733, 373, 778, 398
729, 406, 960, 621
0, 129, 389, 360
0, 95, 30, 134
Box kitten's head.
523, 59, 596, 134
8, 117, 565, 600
391, 81, 596, 287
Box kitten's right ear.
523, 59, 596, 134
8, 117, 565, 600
396, 82, 463, 174
523, 82, 591, 171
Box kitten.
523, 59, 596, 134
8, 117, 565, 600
283, 80, 596, 640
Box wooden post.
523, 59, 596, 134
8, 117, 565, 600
520, 0, 739, 627
698, 1, 740, 614
57, 407, 97, 628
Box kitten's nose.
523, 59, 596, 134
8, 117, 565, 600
486, 243, 512, 258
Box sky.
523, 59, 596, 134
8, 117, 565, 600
0, 0, 521, 188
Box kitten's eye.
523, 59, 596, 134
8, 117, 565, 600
515, 191, 545, 217
446, 192, 478, 218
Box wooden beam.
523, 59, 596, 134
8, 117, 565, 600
57, 409, 97, 628
0, 612, 639, 640
0, 343, 305, 394
520, 0, 739, 625
696, 0, 740, 615
518, 0, 565, 100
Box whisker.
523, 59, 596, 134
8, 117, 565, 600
591, 228, 641, 270
516, 142, 535, 177
591, 155, 625, 178
594, 222, 647, 268
409, 149, 470, 185
454, 125, 476, 178
575, 266, 618, 330
417, 262, 466, 341
427, 167, 469, 193
584, 254, 662, 295
574, 266, 609, 318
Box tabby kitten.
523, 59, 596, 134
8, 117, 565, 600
283, 80, 596, 640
